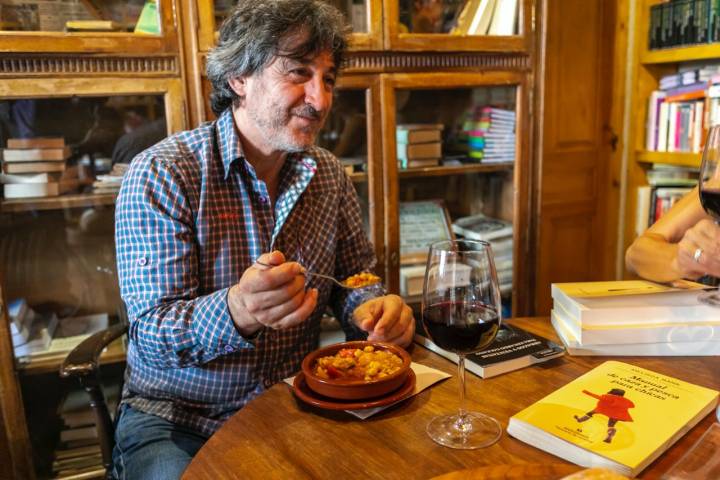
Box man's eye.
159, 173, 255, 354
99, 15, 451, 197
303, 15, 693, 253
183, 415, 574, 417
324, 76, 336, 87
290, 68, 311, 78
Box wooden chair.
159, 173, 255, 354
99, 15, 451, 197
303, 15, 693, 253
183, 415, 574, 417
59, 306, 128, 478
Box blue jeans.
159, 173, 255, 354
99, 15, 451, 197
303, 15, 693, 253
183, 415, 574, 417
112, 404, 209, 480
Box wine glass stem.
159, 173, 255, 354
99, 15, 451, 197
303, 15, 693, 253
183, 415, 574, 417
457, 354, 467, 427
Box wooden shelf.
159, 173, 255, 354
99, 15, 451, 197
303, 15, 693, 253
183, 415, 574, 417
636, 151, 701, 168
17, 338, 126, 376
641, 44, 720, 65
398, 162, 514, 179
1, 192, 117, 213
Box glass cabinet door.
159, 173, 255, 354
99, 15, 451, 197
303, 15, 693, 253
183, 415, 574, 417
0, 78, 185, 478
317, 75, 384, 266
385, 0, 532, 52
0, 0, 179, 53
382, 72, 527, 316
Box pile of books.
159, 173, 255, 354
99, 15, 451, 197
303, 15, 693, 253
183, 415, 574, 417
452, 214, 513, 295
550, 280, 720, 356
396, 123, 443, 169
0, 137, 79, 199
8, 297, 113, 365
462, 106, 516, 163
53, 382, 121, 479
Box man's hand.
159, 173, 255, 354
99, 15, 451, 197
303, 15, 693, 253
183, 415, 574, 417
353, 294, 415, 347
228, 251, 318, 337
673, 219, 720, 279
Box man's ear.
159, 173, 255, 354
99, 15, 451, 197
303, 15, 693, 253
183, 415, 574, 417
228, 76, 248, 97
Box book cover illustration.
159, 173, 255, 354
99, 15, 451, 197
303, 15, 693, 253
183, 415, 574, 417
511, 361, 719, 471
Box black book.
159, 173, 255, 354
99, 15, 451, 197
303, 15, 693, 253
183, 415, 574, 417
414, 323, 565, 379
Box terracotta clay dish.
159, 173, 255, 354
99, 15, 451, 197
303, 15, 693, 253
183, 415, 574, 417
292, 369, 416, 411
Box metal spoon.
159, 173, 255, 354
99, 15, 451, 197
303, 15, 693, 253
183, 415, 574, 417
254, 260, 374, 290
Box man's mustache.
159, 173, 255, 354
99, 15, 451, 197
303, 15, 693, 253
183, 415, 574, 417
292, 105, 322, 120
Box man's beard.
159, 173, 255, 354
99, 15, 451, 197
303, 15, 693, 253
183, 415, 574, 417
249, 101, 324, 153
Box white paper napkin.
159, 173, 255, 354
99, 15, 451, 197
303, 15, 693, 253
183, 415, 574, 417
284, 362, 451, 420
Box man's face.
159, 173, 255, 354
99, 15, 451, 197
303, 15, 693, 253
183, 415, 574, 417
234, 48, 337, 155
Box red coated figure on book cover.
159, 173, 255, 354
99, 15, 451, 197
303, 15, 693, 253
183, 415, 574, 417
574, 388, 635, 444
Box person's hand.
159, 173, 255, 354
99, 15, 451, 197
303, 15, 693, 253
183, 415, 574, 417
673, 218, 720, 279
228, 251, 318, 337
353, 294, 415, 347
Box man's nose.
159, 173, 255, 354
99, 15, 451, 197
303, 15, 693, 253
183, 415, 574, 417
304, 76, 332, 113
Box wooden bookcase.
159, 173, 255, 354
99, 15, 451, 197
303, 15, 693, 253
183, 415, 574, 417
621, 0, 715, 271
181, 0, 537, 315
0, 1, 188, 478
0, 0, 543, 477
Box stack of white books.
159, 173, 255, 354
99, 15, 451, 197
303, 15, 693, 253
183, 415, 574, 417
452, 214, 513, 295
551, 280, 720, 356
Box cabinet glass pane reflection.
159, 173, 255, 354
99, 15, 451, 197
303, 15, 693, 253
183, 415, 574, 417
214, 0, 369, 33
398, 0, 518, 35
0, 94, 167, 321
0, 0, 161, 34
317, 87, 371, 234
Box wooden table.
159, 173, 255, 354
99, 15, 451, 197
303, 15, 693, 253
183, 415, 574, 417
182, 317, 720, 479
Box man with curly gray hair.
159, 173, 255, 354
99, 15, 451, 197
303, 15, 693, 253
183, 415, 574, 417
112, 1, 415, 478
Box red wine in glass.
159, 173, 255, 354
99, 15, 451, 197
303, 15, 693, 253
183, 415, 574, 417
699, 189, 720, 222
422, 301, 499, 354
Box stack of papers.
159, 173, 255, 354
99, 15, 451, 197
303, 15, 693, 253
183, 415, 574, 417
550, 280, 720, 356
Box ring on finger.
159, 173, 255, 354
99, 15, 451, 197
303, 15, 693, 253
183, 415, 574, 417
694, 247, 703, 263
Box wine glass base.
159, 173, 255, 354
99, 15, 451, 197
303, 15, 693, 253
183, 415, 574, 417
426, 412, 502, 449
698, 290, 720, 306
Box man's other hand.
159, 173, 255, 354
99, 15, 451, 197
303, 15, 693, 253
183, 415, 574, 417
353, 294, 415, 347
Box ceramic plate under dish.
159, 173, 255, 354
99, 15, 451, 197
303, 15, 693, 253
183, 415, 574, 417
292, 369, 416, 411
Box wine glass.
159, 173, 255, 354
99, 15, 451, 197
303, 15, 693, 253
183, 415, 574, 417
698, 125, 720, 305
421, 239, 502, 449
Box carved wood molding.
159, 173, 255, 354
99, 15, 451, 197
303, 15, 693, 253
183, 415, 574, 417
0, 55, 179, 77
344, 51, 531, 73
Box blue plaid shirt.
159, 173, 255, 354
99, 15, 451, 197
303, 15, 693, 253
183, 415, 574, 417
115, 109, 380, 436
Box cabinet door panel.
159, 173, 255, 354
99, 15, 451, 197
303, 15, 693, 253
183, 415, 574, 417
535, 0, 615, 313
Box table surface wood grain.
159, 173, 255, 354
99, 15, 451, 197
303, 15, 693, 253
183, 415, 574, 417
182, 317, 720, 479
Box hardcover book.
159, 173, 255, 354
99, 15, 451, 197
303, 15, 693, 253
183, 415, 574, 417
507, 361, 719, 477
396, 124, 443, 144
415, 323, 565, 379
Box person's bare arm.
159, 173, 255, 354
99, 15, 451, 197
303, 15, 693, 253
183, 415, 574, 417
625, 186, 720, 281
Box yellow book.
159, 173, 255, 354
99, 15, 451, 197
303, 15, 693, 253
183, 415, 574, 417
508, 361, 719, 477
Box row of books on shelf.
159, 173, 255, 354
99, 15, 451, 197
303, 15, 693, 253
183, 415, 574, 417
645, 71, 720, 153
8, 298, 115, 365
648, 0, 720, 49
635, 165, 697, 235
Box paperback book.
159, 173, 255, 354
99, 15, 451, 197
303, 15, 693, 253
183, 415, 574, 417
507, 361, 719, 477
415, 323, 565, 379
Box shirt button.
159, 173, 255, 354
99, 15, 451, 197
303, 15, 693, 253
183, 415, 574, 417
258, 195, 268, 204
263, 379, 273, 388
137, 257, 148, 266
223, 345, 235, 353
